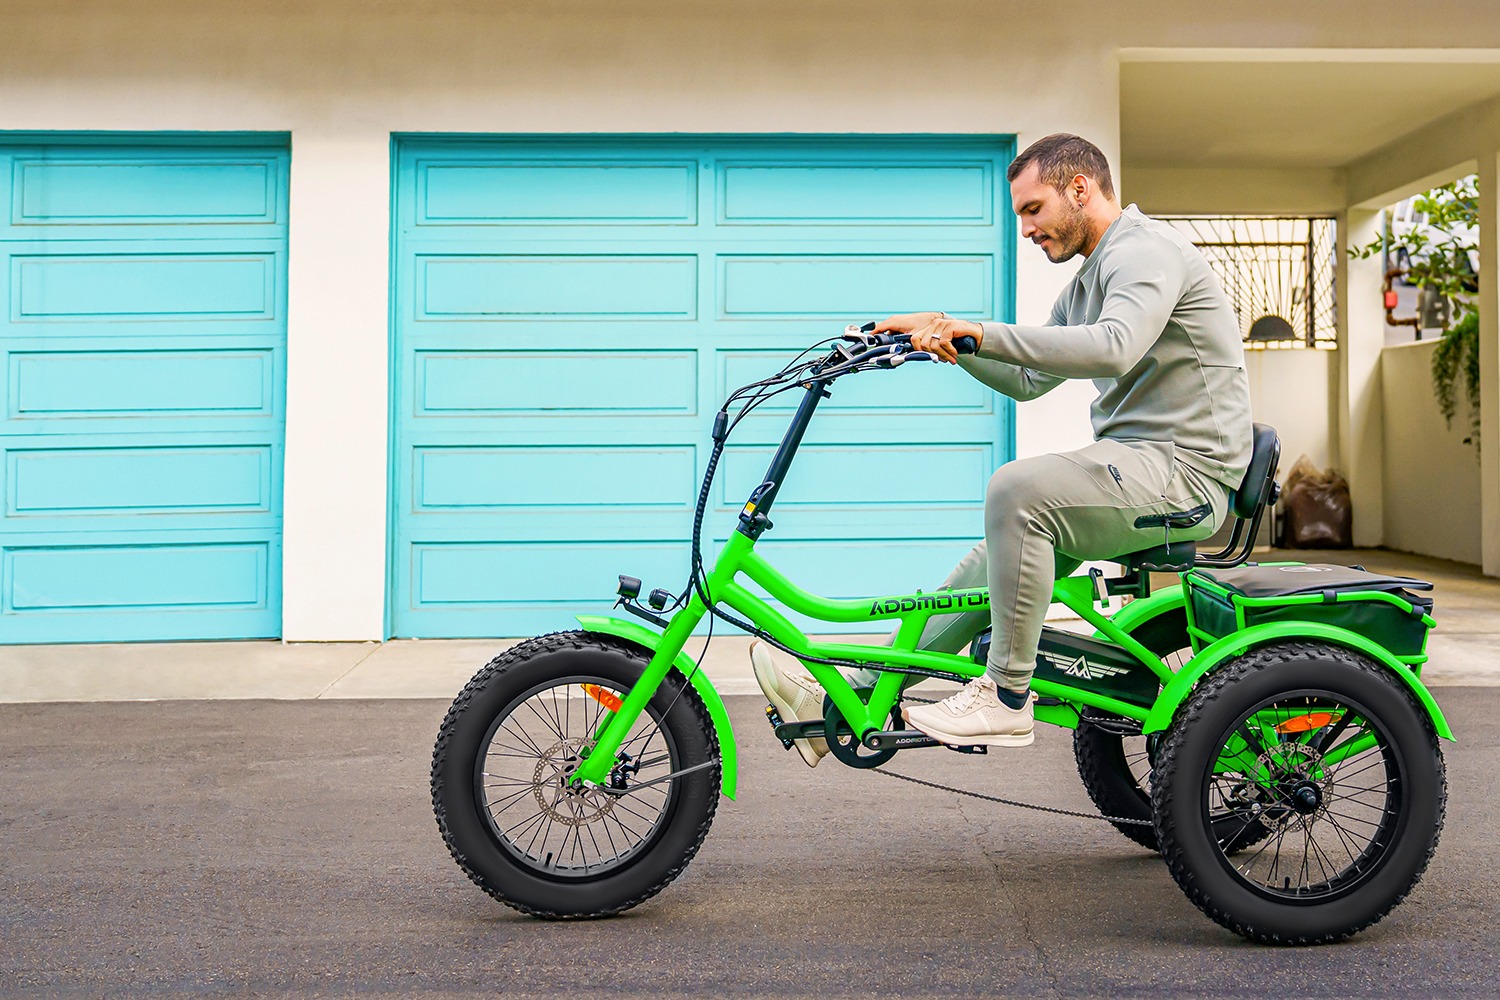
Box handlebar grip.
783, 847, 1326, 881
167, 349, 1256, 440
953, 335, 978, 355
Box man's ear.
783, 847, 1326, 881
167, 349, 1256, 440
1064, 173, 1084, 208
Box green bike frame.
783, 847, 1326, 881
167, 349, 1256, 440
570, 376, 1453, 796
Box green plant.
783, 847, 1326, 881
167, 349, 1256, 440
1351, 176, 1480, 449
1433, 310, 1480, 446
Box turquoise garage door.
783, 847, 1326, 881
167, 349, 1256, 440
391, 136, 1013, 637
0, 136, 288, 642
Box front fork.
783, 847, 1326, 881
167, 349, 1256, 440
573, 591, 708, 788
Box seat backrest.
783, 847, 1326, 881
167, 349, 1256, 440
1230, 423, 1281, 520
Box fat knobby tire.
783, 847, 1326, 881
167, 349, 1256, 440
1073, 717, 1161, 850
431, 630, 720, 919
1151, 642, 1447, 944
1074, 610, 1272, 854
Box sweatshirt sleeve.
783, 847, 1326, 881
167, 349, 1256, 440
976, 231, 1188, 379
956, 282, 1069, 399
955, 356, 1067, 400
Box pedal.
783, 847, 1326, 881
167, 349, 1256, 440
944, 743, 988, 755
764, 705, 796, 750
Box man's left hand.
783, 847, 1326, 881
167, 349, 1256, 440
909, 316, 984, 364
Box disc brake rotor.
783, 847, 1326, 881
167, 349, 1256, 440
532, 736, 616, 825
1248, 742, 1333, 828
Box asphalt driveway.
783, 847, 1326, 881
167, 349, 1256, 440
1, 691, 1496, 999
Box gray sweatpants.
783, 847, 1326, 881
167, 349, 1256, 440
854, 438, 1232, 693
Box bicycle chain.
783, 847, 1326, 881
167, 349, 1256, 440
867, 763, 1153, 827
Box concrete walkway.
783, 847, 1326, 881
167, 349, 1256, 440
3, 547, 1497, 703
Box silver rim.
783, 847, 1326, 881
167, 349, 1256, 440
477, 678, 678, 878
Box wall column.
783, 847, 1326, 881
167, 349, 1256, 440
281, 127, 393, 641
1336, 208, 1386, 547
1479, 149, 1500, 575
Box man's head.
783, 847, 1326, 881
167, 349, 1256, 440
1007, 134, 1120, 263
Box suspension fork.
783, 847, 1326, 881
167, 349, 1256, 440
574, 380, 829, 787
573, 537, 750, 787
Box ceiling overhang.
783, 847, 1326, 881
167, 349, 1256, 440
1120, 48, 1500, 173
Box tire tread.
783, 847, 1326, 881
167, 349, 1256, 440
1151, 641, 1446, 945
430, 631, 720, 919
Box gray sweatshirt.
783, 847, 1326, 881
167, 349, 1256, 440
964, 205, 1253, 489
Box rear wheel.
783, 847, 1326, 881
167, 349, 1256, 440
431, 631, 720, 918
1152, 642, 1446, 943
1073, 609, 1271, 852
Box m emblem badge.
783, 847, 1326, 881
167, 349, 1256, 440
1044, 652, 1130, 681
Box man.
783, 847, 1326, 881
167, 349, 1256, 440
753, 133, 1253, 766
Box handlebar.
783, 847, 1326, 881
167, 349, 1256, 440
845, 321, 978, 356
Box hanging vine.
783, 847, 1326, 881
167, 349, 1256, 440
1350, 176, 1481, 452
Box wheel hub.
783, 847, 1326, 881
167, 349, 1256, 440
1288, 780, 1323, 815
532, 737, 615, 825
1252, 742, 1333, 826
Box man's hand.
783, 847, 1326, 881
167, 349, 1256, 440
873, 312, 984, 364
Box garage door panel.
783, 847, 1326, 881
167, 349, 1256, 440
413, 446, 696, 510
0, 138, 287, 642
720, 163, 992, 224
720, 444, 993, 509
8, 349, 275, 420
401, 544, 686, 634
418, 162, 699, 225
718, 349, 992, 413
13, 253, 275, 321
718, 255, 992, 317
393, 136, 1011, 637
14, 158, 279, 226
416, 350, 697, 415
5, 540, 269, 611
419, 255, 697, 319
7, 445, 272, 516
2, 147, 286, 240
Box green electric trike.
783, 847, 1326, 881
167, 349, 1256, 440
432, 325, 1450, 944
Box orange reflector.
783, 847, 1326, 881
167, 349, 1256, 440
582, 684, 623, 712
1276, 711, 1343, 734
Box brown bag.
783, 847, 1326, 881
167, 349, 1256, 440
1278, 454, 1353, 548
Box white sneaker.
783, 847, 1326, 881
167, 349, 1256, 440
750, 640, 830, 767
902, 676, 1034, 747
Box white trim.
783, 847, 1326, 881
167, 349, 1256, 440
1119, 47, 1500, 64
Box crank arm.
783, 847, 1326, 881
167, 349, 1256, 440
599, 758, 718, 797
863, 729, 942, 751
773, 718, 848, 742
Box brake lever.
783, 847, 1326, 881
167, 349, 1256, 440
842, 324, 908, 350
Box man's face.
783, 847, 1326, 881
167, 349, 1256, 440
1010, 162, 1091, 263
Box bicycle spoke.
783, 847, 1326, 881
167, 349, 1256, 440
473, 680, 678, 879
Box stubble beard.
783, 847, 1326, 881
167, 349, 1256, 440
1042, 201, 1092, 263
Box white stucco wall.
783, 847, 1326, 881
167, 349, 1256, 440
5, 2, 1483, 636
1382, 340, 1482, 564
0, 2, 1123, 639
1244, 349, 1337, 475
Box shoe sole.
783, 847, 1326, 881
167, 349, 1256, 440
751, 646, 826, 768
906, 719, 1035, 748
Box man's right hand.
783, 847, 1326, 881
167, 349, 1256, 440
871, 312, 942, 334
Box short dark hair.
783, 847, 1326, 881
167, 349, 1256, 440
1007, 134, 1115, 200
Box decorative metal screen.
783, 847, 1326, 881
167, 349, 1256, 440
1165, 217, 1338, 349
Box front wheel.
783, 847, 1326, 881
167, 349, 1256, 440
1152, 642, 1446, 944
431, 631, 720, 918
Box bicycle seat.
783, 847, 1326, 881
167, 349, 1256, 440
1109, 424, 1282, 580
1114, 539, 1197, 574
